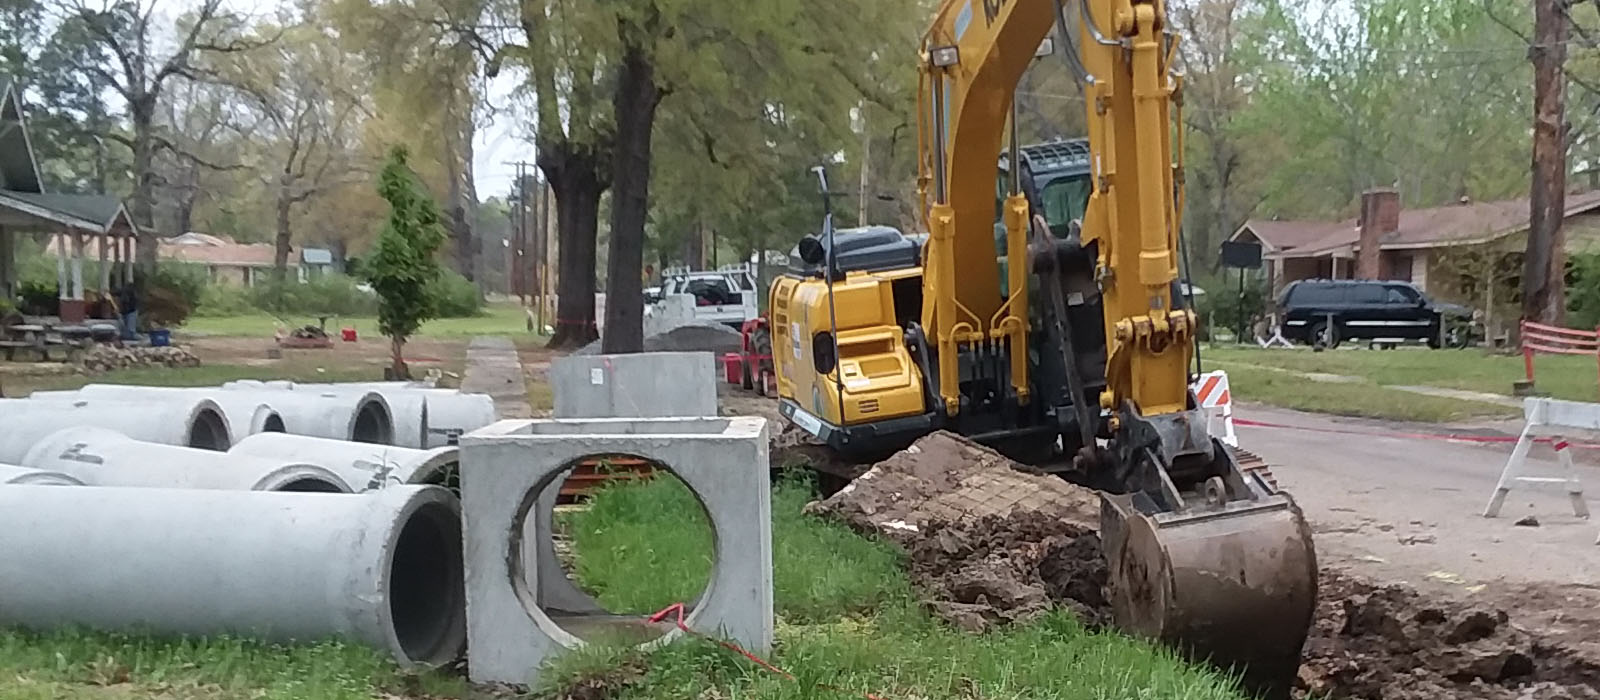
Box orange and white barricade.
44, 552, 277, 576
1193, 370, 1237, 448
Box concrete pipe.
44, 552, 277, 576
0, 464, 85, 485
0, 397, 231, 464
230, 433, 458, 492
225, 382, 491, 448
0, 484, 465, 666
22, 427, 352, 492
30, 387, 286, 445
35, 385, 390, 445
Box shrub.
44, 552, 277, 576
16, 280, 57, 316
1568, 254, 1600, 329
249, 275, 379, 317
195, 283, 255, 317
427, 269, 483, 318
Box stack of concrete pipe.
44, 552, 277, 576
0, 396, 233, 463
29, 385, 397, 446
223, 380, 496, 448
0, 380, 495, 666
22, 427, 352, 492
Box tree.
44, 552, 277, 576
600, 5, 666, 354
43, 0, 270, 267
221, 23, 370, 282
368, 145, 447, 379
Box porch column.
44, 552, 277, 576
111, 233, 122, 287
122, 236, 133, 283
55, 230, 67, 297
98, 230, 111, 295
0, 224, 13, 300
70, 230, 84, 301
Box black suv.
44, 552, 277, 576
1277, 279, 1474, 349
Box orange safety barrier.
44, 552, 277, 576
1520, 319, 1600, 395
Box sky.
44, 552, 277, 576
472, 67, 537, 200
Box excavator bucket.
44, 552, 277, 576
1101, 484, 1317, 699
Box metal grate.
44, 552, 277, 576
859, 398, 880, 414
1020, 138, 1091, 171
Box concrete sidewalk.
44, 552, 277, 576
461, 336, 531, 419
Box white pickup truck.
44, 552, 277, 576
645, 264, 760, 334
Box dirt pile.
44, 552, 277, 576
80, 345, 201, 372
576, 323, 743, 356
1299, 571, 1600, 700
808, 431, 1109, 631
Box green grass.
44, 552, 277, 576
183, 303, 537, 339
1208, 358, 1518, 422
0, 628, 467, 700
1207, 345, 1600, 402
539, 475, 1247, 700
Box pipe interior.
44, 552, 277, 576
389, 500, 465, 664
262, 415, 287, 433
278, 477, 346, 493
353, 401, 395, 445
419, 460, 461, 496
189, 409, 232, 451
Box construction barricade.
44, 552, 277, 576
1483, 396, 1596, 545
1518, 319, 1600, 396
1193, 370, 1238, 448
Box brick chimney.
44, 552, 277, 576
1357, 188, 1399, 279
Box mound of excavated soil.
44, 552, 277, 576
808, 431, 1108, 631
1298, 571, 1600, 700
576, 323, 744, 356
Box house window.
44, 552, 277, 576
1387, 254, 1412, 281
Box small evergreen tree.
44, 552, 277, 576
368, 146, 446, 378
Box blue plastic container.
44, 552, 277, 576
148, 329, 171, 347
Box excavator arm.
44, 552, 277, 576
916, 2, 1317, 697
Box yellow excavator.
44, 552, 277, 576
769, 0, 1316, 696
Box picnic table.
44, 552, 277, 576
2, 322, 97, 362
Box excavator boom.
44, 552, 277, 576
916, 1, 1317, 696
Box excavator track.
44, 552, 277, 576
1100, 447, 1316, 700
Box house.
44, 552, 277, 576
1230, 188, 1600, 302
0, 78, 138, 321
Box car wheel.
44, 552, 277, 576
1311, 321, 1340, 350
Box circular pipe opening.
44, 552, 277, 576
277, 477, 348, 493
188, 408, 232, 451
388, 499, 466, 665
261, 414, 286, 433
352, 399, 395, 445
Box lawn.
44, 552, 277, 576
1195, 345, 1593, 421
0, 477, 1246, 700
184, 302, 538, 339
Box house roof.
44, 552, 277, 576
160, 234, 286, 268
0, 78, 43, 195
1233, 191, 1600, 259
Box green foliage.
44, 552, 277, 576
140, 263, 210, 329
249, 275, 380, 318
1195, 276, 1268, 342
1568, 254, 1600, 330
426, 268, 483, 318
367, 146, 447, 347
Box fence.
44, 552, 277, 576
1519, 319, 1600, 396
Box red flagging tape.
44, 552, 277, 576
1232, 417, 1600, 450
647, 603, 888, 700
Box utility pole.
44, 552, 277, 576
1525, 0, 1570, 324
533, 175, 548, 328
505, 161, 533, 305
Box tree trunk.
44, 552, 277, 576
274, 179, 293, 284
1525, 0, 1569, 324
602, 38, 665, 355
390, 335, 408, 380
543, 147, 606, 350
131, 111, 158, 275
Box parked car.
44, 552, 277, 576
1277, 279, 1475, 349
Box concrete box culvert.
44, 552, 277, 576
230, 433, 458, 492
0, 397, 232, 464
0, 464, 85, 485
30, 387, 287, 445
550, 352, 718, 419
0, 484, 465, 666
225, 381, 493, 448
22, 427, 353, 493
459, 416, 771, 685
